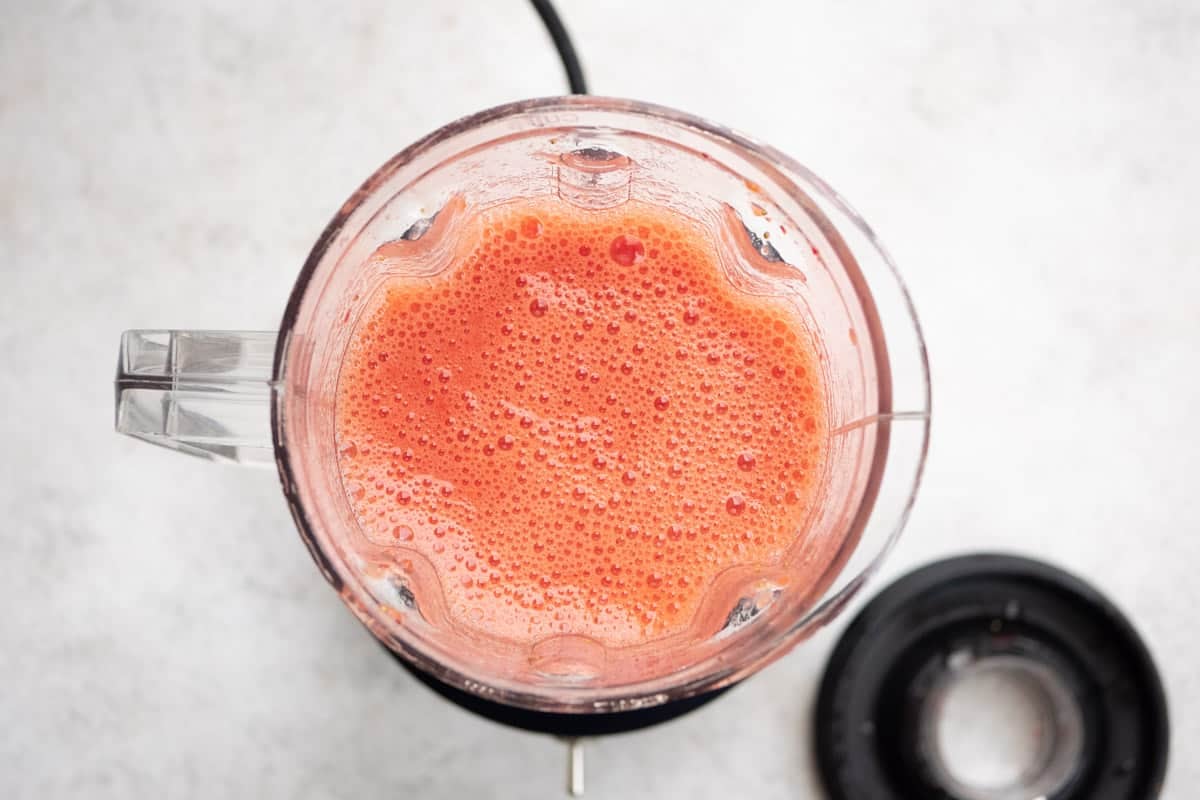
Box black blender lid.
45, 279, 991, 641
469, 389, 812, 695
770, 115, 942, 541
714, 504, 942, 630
814, 554, 1169, 800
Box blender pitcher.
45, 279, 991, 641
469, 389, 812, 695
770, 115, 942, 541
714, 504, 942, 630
114, 97, 930, 721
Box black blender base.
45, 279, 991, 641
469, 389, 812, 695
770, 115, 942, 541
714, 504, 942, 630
385, 648, 729, 736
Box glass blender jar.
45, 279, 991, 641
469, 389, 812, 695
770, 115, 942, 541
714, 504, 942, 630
114, 96, 929, 728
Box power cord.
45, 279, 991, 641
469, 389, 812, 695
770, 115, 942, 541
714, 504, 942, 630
529, 0, 588, 94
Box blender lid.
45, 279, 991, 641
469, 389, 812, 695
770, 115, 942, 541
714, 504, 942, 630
814, 554, 1169, 800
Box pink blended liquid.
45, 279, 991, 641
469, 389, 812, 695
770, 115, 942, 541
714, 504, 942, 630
335, 197, 828, 646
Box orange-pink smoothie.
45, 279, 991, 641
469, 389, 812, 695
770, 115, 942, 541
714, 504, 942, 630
335, 197, 827, 645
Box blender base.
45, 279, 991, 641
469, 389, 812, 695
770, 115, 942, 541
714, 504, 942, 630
385, 648, 730, 736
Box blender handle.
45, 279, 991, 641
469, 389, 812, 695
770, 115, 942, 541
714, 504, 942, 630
114, 330, 279, 466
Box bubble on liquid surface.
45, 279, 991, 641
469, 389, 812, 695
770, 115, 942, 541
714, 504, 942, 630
609, 234, 645, 267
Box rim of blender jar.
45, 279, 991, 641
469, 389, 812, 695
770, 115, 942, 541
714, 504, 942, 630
270, 96, 931, 712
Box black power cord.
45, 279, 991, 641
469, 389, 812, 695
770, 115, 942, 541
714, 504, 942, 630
529, 0, 588, 94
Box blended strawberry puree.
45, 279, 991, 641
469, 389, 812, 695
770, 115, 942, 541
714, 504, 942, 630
335, 197, 826, 646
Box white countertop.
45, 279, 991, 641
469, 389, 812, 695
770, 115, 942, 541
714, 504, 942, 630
3, 1, 1197, 797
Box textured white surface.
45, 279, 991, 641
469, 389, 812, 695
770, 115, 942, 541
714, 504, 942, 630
3, 0, 1198, 797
